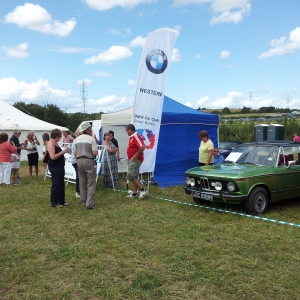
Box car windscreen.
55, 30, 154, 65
219, 142, 238, 150
225, 145, 278, 166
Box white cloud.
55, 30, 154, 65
106, 27, 131, 36
211, 91, 245, 108
172, 0, 251, 25
195, 53, 201, 59
252, 96, 274, 108
128, 35, 147, 48
173, 0, 210, 5
223, 64, 233, 68
249, 94, 300, 109
210, 8, 247, 24
1, 43, 29, 58
52, 47, 96, 53
210, 1, 251, 25
127, 79, 136, 86
173, 25, 182, 33
0, 78, 73, 102
172, 48, 181, 62
220, 50, 230, 59
78, 79, 92, 86
83, 0, 157, 11
289, 97, 300, 109
84, 46, 133, 64
4, 3, 76, 37
258, 27, 300, 59
93, 71, 113, 77
208, 91, 277, 109
184, 91, 300, 110
0, 77, 135, 113
89, 95, 133, 113
137, 8, 157, 17
186, 96, 210, 109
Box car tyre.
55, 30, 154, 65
244, 187, 268, 215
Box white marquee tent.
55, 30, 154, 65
0, 99, 69, 160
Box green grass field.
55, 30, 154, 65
1, 163, 300, 299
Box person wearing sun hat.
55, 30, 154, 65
74, 122, 98, 209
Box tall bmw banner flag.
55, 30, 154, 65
133, 28, 179, 173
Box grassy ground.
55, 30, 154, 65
1, 163, 300, 299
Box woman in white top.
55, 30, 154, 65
24, 131, 40, 178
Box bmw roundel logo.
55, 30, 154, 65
146, 49, 168, 74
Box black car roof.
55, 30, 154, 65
236, 141, 300, 147
220, 141, 242, 143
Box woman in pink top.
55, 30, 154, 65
0, 133, 17, 187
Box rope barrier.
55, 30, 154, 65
115, 189, 300, 228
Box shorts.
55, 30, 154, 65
126, 159, 142, 181
43, 152, 49, 164
28, 152, 39, 166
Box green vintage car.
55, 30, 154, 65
184, 142, 300, 215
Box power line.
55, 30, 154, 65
80, 81, 88, 118
249, 92, 252, 108
286, 94, 290, 109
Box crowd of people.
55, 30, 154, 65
2, 126, 237, 205
1, 127, 223, 194
0, 123, 148, 209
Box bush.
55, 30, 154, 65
219, 119, 299, 142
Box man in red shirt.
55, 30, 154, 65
125, 124, 147, 199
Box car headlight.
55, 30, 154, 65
212, 181, 222, 191
190, 178, 195, 187
227, 182, 235, 191
185, 177, 191, 185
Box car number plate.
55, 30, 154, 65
193, 191, 213, 201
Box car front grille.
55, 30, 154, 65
200, 177, 210, 190
191, 176, 239, 192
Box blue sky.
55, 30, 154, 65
0, 0, 300, 114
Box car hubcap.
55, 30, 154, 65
254, 193, 266, 212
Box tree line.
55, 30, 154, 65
13, 102, 104, 133
199, 106, 295, 115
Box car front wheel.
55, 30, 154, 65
244, 187, 268, 215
